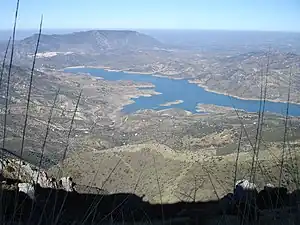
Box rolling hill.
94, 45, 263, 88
49, 142, 300, 204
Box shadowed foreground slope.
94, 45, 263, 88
1, 177, 300, 225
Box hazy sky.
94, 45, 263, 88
1, 0, 299, 32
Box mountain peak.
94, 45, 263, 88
18, 29, 164, 54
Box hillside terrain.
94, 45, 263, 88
0, 65, 159, 167
2, 29, 299, 103
0, 29, 300, 207
48, 106, 300, 204
1, 62, 300, 202
50, 142, 300, 203
2, 155, 300, 225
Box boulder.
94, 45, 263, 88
31, 170, 58, 189
18, 183, 35, 200
59, 176, 75, 192
234, 179, 259, 223
234, 179, 257, 202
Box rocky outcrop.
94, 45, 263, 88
0, 157, 108, 200
0, 158, 55, 186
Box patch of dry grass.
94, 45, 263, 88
48, 142, 300, 204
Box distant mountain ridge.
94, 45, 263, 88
17, 30, 164, 54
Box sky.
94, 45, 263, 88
0, 0, 299, 32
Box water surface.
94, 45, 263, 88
65, 68, 300, 116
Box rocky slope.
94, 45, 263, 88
0, 154, 108, 195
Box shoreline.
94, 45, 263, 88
110, 90, 162, 120
64, 65, 300, 106
188, 80, 300, 105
